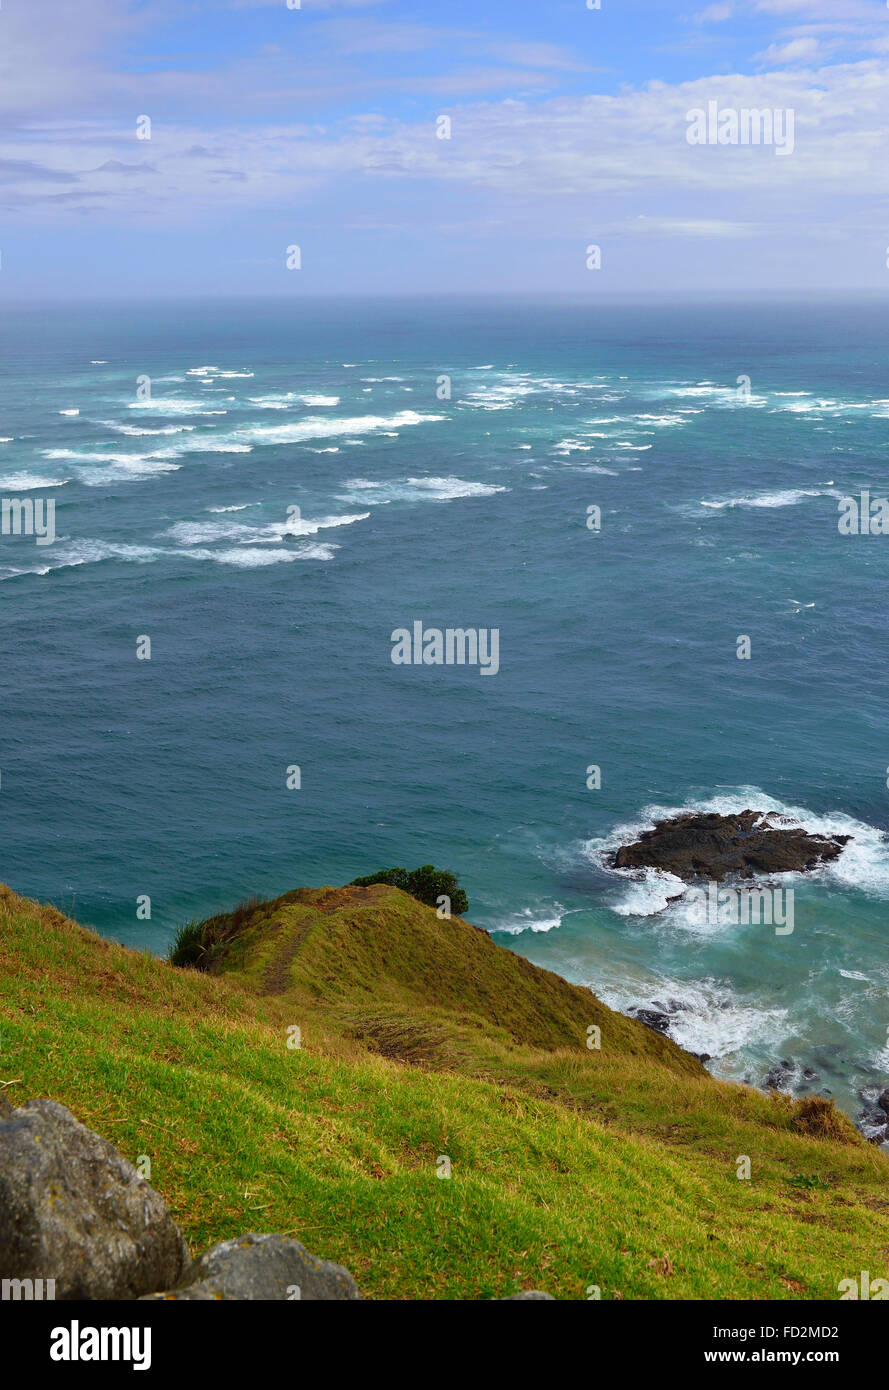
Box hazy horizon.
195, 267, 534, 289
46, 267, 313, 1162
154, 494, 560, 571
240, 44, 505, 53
5, 288, 889, 306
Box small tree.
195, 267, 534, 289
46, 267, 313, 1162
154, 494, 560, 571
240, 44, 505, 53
350, 864, 468, 915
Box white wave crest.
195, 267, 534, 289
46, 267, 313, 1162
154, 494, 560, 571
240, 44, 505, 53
488, 905, 567, 936
232, 409, 443, 447
190, 544, 337, 566
0, 472, 68, 491
593, 972, 790, 1065
701, 488, 838, 510
338, 474, 505, 503
99, 421, 197, 437
0, 540, 163, 580
165, 512, 369, 546
127, 398, 228, 416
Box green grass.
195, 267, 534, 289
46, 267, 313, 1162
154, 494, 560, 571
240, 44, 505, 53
1, 881, 887, 1300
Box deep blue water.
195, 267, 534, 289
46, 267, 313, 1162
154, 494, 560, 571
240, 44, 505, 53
1, 295, 888, 1122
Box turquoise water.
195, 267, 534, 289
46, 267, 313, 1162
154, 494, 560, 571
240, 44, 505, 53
1, 295, 888, 1124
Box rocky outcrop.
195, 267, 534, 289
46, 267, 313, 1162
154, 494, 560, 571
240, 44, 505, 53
763, 1058, 820, 1094
0, 1099, 189, 1300
765, 1059, 797, 1092
142, 1233, 361, 1301
503, 1290, 555, 1300
628, 1000, 711, 1061
856, 1088, 889, 1145
609, 810, 850, 882
632, 1008, 673, 1036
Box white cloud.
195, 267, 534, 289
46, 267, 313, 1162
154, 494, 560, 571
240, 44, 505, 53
695, 4, 735, 22
226, 0, 388, 8
623, 215, 761, 238
754, 0, 868, 13
756, 36, 821, 64
4, 56, 888, 225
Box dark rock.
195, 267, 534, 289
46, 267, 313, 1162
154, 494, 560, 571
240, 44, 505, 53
855, 1088, 889, 1144
0, 1099, 189, 1299
142, 1233, 361, 1301
628, 1001, 714, 1066
764, 1059, 796, 1092
859, 1116, 888, 1145
503, 1290, 555, 1300
652, 998, 686, 1014
608, 810, 850, 883
632, 1009, 672, 1036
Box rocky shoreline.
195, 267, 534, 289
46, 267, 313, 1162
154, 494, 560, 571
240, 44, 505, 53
607, 809, 889, 1142
626, 1003, 889, 1146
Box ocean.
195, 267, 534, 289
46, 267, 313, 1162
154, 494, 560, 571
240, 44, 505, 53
1, 294, 887, 1126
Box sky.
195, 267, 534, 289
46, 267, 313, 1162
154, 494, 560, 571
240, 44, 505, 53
1, 0, 888, 297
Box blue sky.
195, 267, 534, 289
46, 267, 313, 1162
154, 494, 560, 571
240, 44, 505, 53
2, 0, 888, 296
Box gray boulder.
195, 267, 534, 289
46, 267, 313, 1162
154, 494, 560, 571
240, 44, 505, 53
0, 1099, 189, 1299
142, 1233, 361, 1300
503, 1290, 555, 1300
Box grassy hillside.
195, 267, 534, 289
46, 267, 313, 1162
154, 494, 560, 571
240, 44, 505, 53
1, 881, 886, 1300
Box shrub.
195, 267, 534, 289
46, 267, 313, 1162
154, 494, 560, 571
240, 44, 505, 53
169, 895, 266, 970
168, 919, 207, 969
349, 864, 468, 915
